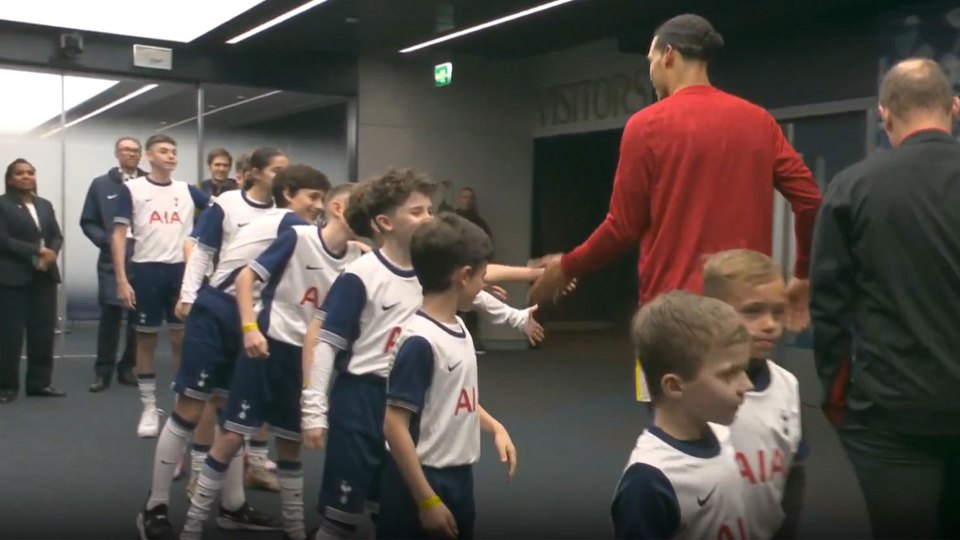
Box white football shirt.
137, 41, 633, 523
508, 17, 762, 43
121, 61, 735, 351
387, 312, 480, 469
611, 424, 748, 539
251, 225, 363, 347
114, 176, 209, 263
207, 209, 308, 299
730, 359, 804, 539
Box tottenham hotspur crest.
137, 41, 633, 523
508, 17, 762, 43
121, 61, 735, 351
197, 370, 209, 388
339, 481, 352, 505
238, 400, 250, 420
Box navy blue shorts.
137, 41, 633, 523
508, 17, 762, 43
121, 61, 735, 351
317, 373, 388, 531
377, 461, 475, 540
172, 288, 241, 400
220, 337, 303, 441
129, 261, 185, 331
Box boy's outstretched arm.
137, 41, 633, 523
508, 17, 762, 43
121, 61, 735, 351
478, 405, 516, 482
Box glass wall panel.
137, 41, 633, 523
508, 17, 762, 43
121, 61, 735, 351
199, 84, 349, 190
61, 78, 199, 320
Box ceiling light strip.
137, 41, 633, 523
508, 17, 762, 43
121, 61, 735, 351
399, 0, 579, 53
41, 83, 158, 138
226, 0, 331, 44
159, 90, 283, 131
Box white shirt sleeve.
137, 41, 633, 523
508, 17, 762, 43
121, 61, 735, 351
179, 244, 214, 304
302, 341, 336, 430
470, 290, 529, 331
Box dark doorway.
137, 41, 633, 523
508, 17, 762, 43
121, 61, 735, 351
532, 129, 638, 326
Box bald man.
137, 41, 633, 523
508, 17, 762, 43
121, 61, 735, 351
811, 58, 960, 539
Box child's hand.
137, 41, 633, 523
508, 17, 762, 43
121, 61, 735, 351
243, 329, 270, 359
486, 284, 508, 302
493, 426, 517, 482
419, 501, 458, 538
524, 306, 545, 346
302, 427, 326, 450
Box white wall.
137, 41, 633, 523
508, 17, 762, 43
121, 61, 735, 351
357, 52, 534, 344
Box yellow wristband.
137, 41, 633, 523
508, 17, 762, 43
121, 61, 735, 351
242, 322, 258, 332
419, 495, 441, 510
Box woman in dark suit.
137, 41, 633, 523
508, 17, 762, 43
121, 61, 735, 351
0, 158, 65, 402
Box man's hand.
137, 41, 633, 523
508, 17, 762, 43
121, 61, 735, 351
38, 247, 57, 265
243, 328, 270, 359
528, 256, 571, 306
419, 501, 458, 539
302, 427, 327, 450
175, 301, 192, 322
118, 280, 136, 310
785, 277, 811, 332
524, 306, 545, 346
493, 426, 517, 482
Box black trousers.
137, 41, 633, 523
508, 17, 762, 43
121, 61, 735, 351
94, 304, 136, 378
838, 414, 960, 539
0, 276, 57, 393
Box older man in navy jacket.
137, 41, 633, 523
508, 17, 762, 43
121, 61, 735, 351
80, 137, 146, 392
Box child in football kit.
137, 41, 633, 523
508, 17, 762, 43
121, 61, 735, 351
379, 213, 517, 540
137, 163, 328, 540
179, 178, 359, 540
301, 170, 539, 539
702, 249, 806, 539
611, 291, 753, 540
112, 134, 211, 439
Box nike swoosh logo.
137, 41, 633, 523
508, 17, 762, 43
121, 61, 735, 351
160, 460, 176, 465
306, 265, 322, 270
447, 361, 462, 372
382, 302, 400, 310
697, 484, 718, 507
237, 223, 249, 228
107, 194, 118, 199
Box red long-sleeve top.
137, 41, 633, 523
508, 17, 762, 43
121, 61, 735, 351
561, 85, 823, 304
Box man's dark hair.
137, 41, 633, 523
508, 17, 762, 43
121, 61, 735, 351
411, 212, 494, 295
880, 58, 954, 120
206, 147, 232, 166
145, 134, 176, 150
365, 168, 436, 220
271, 164, 330, 208
654, 14, 724, 62
115, 137, 141, 150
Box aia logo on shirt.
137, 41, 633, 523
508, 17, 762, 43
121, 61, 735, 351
736, 448, 785, 484
383, 327, 402, 354
149, 210, 182, 225
454, 386, 477, 416
300, 287, 324, 309
716, 517, 748, 539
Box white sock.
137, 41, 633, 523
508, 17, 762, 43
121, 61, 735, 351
182, 456, 227, 540
138, 375, 157, 409
190, 444, 209, 479
246, 439, 270, 468
278, 461, 306, 540
146, 414, 194, 510
221, 448, 245, 512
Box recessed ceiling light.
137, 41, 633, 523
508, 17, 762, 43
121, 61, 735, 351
226, 0, 331, 44
0, 1, 267, 43
400, 0, 580, 53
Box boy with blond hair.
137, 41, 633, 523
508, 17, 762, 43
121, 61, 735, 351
703, 249, 806, 539
612, 291, 753, 539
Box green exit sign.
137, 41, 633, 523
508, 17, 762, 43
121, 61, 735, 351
434, 62, 453, 87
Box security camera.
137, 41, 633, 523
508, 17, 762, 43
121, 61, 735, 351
59, 33, 84, 58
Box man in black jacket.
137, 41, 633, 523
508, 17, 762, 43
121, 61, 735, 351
80, 137, 146, 392
810, 58, 960, 539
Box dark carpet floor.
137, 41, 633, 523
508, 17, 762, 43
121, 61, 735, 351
0, 328, 870, 539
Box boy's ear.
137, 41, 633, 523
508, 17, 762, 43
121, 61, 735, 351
661, 373, 683, 399
374, 213, 391, 233
456, 266, 472, 288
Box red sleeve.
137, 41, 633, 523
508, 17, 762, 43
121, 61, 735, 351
561, 115, 652, 278
771, 119, 823, 279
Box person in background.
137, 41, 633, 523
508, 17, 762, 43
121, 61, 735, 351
82, 136, 147, 393
454, 186, 491, 351
811, 58, 960, 539
199, 148, 238, 198
0, 158, 65, 403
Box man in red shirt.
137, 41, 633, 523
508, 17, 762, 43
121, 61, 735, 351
531, 14, 822, 331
